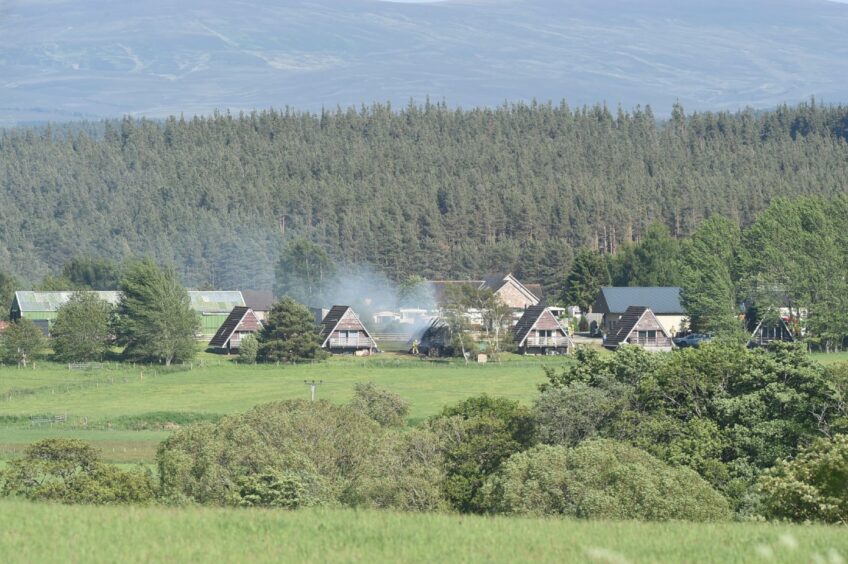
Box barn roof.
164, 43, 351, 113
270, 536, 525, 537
209, 306, 251, 348
12, 290, 244, 313
13, 291, 120, 312
594, 287, 683, 315
188, 291, 245, 313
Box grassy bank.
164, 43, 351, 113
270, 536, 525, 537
0, 500, 845, 563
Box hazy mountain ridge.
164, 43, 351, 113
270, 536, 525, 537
1, 0, 847, 124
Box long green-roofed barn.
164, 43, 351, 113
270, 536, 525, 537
10, 290, 245, 338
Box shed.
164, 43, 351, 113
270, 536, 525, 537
513, 306, 573, 355
318, 306, 377, 354
208, 307, 263, 353
604, 306, 673, 351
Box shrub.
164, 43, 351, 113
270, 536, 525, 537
483, 440, 731, 521
233, 472, 312, 509
0, 439, 155, 504
157, 400, 446, 511
439, 394, 535, 447
349, 382, 410, 427
758, 434, 848, 523
533, 383, 624, 446
238, 334, 259, 364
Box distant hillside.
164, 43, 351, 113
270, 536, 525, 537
1, 0, 848, 125
1, 101, 847, 289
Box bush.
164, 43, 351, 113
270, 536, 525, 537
483, 440, 731, 521
349, 382, 410, 427
238, 334, 259, 364
439, 394, 535, 447
157, 400, 446, 511
758, 434, 848, 523
0, 439, 155, 504
233, 472, 312, 509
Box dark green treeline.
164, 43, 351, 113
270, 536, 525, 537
1, 100, 847, 289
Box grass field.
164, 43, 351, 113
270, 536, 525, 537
0, 500, 845, 563
0, 354, 563, 462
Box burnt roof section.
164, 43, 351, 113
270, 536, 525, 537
594, 287, 683, 315
605, 305, 648, 348
209, 306, 249, 348
512, 305, 547, 345
242, 290, 274, 312
318, 305, 350, 339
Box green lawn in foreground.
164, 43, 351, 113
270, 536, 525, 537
0, 500, 845, 564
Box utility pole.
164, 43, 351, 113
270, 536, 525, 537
304, 380, 323, 402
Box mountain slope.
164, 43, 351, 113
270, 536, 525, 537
1, 0, 848, 124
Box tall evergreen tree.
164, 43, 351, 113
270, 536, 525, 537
561, 251, 610, 312
274, 239, 335, 306
115, 259, 199, 366
257, 297, 327, 363
680, 217, 742, 335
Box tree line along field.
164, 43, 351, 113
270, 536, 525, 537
1, 499, 846, 564
0, 353, 560, 463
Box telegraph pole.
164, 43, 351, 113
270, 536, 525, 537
304, 380, 323, 402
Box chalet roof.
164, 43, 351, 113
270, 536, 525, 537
209, 306, 251, 348
594, 287, 683, 315
318, 305, 376, 347
606, 306, 667, 348
242, 290, 274, 312
512, 305, 570, 347
428, 274, 541, 305
12, 290, 244, 313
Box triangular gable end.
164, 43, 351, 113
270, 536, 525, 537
518, 308, 569, 347
498, 273, 541, 305
621, 309, 670, 344
320, 307, 376, 348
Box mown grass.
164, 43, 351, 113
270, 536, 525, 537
0, 500, 845, 563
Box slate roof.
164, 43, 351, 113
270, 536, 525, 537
242, 290, 274, 312
594, 287, 683, 315
605, 306, 648, 348
209, 306, 250, 348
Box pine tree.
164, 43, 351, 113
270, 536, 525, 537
257, 297, 327, 363
561, 251, 610, 313
116, 259, 199, 366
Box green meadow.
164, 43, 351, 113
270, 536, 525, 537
0, 499, 846, 564
0, 353, 563, 462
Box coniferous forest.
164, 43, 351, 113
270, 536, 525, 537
2, 100, 848, 289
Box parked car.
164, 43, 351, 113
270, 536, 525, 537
673, 333, 712, 348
